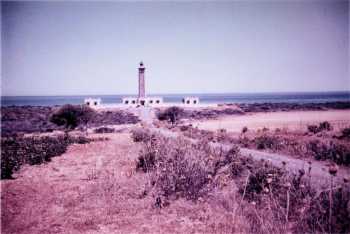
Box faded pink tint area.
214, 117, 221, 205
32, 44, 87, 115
1, 133, 246, 233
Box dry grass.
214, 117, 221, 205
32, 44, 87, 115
2, 126, 349, 233
1, 132, 248, 234
181, 123, 350, 167
135, 128, 350, 233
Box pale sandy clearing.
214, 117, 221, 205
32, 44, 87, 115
190, 110, 350, 133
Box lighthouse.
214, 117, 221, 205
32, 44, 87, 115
121, 62, 163, 106
138, 61, 145, 98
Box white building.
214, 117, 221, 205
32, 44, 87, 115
182, 97, 200, 105
122, 96, 163, 107
84, 98, 101, 107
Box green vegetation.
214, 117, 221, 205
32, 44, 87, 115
134, 129, 350, 233
1, 135, 91, 179
50, 104, 95, 130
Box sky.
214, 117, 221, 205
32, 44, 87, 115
1, 1, 349, 96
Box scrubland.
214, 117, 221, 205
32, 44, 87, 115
1, 104, 350, 233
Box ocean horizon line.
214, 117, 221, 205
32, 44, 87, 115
2, 90, 350, 98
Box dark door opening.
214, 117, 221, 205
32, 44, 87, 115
140, 100, 145, 105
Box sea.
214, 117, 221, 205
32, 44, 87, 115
1, 92, 350, 107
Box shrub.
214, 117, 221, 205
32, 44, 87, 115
340, 127, 350, 139
137, 134, 241, 201
308, 121, 333, 134
94, 127, 115, 133
1, 135, 91, 179
131, 128, 153, 143
255, 134, 281, 150
89, 110, 139, 126
156, 150, 210, 200
307, 140, 350, 166
50, 104, 95, 130
242, 126, 248, 134
296, 185, 350, 233
157, 107, 185, 124
308, 125, 320, 134
319, 121, 332, 131
238, 161, 324, 233
225, 146, 251, 177
180, 125, 190, 131
242, 162, 285, 202
1, 106, 60, 135
1, 137, 23, 179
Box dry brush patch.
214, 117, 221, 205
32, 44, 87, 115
1, 106, 140, 136
134, 128, 350, 233
181, 124, 350, 167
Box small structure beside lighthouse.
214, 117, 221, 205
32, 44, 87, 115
122, 62, 163, 107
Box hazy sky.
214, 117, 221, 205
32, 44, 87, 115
2, 1, 349, 96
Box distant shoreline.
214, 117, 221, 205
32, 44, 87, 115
1, 91, 349, 107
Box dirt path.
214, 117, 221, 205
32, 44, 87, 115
1, 132, 246, 234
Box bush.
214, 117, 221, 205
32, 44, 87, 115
1, 135, 91, 179
137, 134, 241, 201
1, 106, 60, 135
157, 107, 185, 124
307, 140, 350, 166
340, 127, 350, 139
180, 125, 190, 131
308, 121, 332, 134
50, 104, 95, 130
157, 150, 210, 200
94, 127, 115, 133
242, 162, 285, 202
308, 125, 320, 134
238, 161, 324, 233
296, 185, 350, 233
319, 121, 332, 131
131, 128, 153, 143
255, 134, 281, 150
89, 110, 139, 126
242, 126, 248, 134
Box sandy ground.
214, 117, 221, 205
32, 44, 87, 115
1, 132, 246, 234
190, 110, 350, 133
